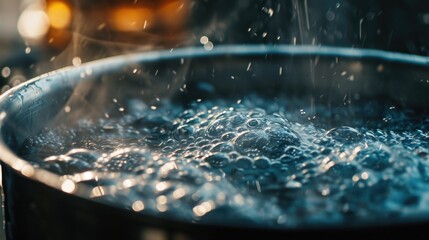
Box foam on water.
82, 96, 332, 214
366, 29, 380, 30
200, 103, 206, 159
19, 94, 429, 228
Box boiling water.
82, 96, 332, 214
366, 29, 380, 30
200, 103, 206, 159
19, 94, 429, 228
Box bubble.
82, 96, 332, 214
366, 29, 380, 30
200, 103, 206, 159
65, 148, 100, 163
204, 154, 230, 168
206, 119, 230, 138
100, 148, 152, 172
325, 126, 363, 144
173, 125, 194, 140
210, 143, 234, 153
234, 130, 269, 156
357, 144, 392, 171
263, 126, 301, 158
43, 157, 92, 175
20, 93, 429, 228
254, 156, 271, 169
221, 132, 235, 141
131, 115, 172, 130
246, 118, 261, 127
229, 114, 246, 126
325, 162, 360, 179
235, 157, 253, 169
326, 10, 335, 21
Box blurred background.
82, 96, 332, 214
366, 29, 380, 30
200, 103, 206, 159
2, 0, 429, 239
2, 1, 429, 89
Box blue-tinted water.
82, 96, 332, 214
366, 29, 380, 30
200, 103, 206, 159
20, 94, 429, 228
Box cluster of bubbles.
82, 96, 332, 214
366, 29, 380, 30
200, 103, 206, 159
20, 94, 429, 228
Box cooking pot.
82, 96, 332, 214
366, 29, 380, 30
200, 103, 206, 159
1, 45, 429, 239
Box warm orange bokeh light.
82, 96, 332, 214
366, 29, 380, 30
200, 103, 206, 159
47, 1, 72, 29
109, 7, 153, 32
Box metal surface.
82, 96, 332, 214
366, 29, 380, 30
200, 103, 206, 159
1, 45, 429, 239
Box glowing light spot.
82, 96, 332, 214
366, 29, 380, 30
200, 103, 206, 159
47, 1, 72, 29
156, 181, 169, 192
64, 106, 71, 113
157, 195, 168, 204
361, 172, 369, 180
79, 171, 95, 181
233, 194, 244, 205
156, 204, 168, 212
132, 200, 145, 212
25, 47, 31, 54
200, 36, 209, 44
321, 188, 330, 196
123, 179, 134, 188
204, 41, 214, 51
324, 161, 335, 171
85, 68, 93, 75
246, 62, 252, 71
72, 57, 81, 67
193, 201, 215, 217
172, 188, 186, 199
1, 67, 11, 78
17, 4, 50, 40
91, 186, 105, 197
0, 112, 7, 122
61, 179, 76, 193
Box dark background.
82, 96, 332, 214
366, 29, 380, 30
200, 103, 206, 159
3, 0, 429, 82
